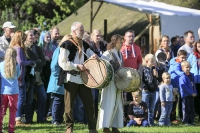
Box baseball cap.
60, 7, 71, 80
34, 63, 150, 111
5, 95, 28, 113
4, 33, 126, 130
2, 21, 16, 29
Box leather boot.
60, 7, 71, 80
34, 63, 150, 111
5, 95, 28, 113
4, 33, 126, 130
103, 128, 112, 133
112, 128, 120, 133
66, 127, 73, 133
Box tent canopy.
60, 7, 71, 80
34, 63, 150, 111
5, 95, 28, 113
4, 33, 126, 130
97, 0, 200, 40
98, 0, 200, 16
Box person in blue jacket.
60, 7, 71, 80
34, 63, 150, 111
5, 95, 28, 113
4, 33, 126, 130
179, 61, 197, 126
168, 50, 187, 122
187, 40, 200, 122
47, 35, 70, 125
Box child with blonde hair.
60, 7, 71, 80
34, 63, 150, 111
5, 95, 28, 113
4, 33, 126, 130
127, 90, 148, 127
179, 61, 197, 126
140, 54, 159, 126
0, 48, 20, 133
159, 72, 178, 126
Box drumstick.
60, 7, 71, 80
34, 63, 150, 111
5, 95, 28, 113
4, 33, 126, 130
84, 68, 99, 85
96, 60, 103, 81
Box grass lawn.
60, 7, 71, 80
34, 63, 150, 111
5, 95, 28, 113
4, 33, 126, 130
2, 112, 200, 133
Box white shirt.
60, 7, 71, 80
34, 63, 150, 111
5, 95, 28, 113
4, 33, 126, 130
58, 45, 95, 84
178, 44, 193, 55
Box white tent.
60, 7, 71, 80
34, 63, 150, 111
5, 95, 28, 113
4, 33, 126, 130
99, 0, 200, 39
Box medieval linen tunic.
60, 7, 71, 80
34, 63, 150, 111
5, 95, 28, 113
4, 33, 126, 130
98, 48, 123, 129
58, 43, 94, 84
58, 40, 97, 130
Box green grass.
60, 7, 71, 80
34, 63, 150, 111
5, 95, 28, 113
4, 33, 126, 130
2, 112, 200, 133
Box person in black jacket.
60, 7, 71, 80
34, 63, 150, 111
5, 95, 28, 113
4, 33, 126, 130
24, 30, 47, 124
140, 54, 159, 126
89, 29, 107, 120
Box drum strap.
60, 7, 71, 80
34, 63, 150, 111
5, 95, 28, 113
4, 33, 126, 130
70, 38, 90, 59
108, 50, 121, 72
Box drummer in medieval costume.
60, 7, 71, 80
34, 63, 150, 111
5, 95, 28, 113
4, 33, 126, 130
89, 29, 107, 120
98, 34, 124, 133
58, 22, 98, 133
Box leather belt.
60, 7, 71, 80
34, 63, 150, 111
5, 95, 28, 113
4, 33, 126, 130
67, 70, 80, 76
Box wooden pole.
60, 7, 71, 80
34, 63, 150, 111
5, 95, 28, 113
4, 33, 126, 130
90, 0, 93, 33
149, 0, 155, 54
134, 18, 158, 42
104, 19, 107, 41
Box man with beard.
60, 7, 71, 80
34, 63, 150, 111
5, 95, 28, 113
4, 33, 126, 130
51, 27, 60, 47
58, 22, 98, 133
0, 21, 16, 62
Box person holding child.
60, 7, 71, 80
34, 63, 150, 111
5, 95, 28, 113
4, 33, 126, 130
154, 51, 169, 120
98, 34, 124, 133
155, 35, 174, 68
168, 50, 187, 122
126, 90, 148, 127
0, 48, 20, 133
179, 61, 197, 126
140, 54, 159, 126
159, 72, 178, 126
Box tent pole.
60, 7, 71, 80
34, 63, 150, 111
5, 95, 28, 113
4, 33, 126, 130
149, 14, 154, 54
92, 2, 103, 21
149, 0, 155, 54
90, 0, 103, 33
90, 0, 93, 33
134, 18, 158, 42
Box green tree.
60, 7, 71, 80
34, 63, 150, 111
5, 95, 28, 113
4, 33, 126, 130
180, 0, 200, 9
0, 0, 88, 31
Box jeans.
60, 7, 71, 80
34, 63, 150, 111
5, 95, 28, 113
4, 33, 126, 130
0, 94, 18, 132
73, 95, 86, 123
142, 90, 156, 125
170, 95, 178, 121
154, 90, 161, 120
126, 119, 148, 127
91, 89, 99, 119
51, 93, 64, 123
159, 101, 173, 126
16, 81, 26, 120
178, 94, 183, 120
25, 83, 47, 122
182, 96, 195, 124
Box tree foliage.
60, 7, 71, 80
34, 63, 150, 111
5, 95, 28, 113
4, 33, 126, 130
0, 0, 88, 31
180, 0, 200, 9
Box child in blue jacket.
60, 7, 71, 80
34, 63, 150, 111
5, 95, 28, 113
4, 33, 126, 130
179, 61, 197, 125
168, 50, 187, 122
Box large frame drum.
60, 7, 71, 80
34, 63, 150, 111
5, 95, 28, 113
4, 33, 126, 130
80, 59, 113, 89
115, 67, 141, 92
